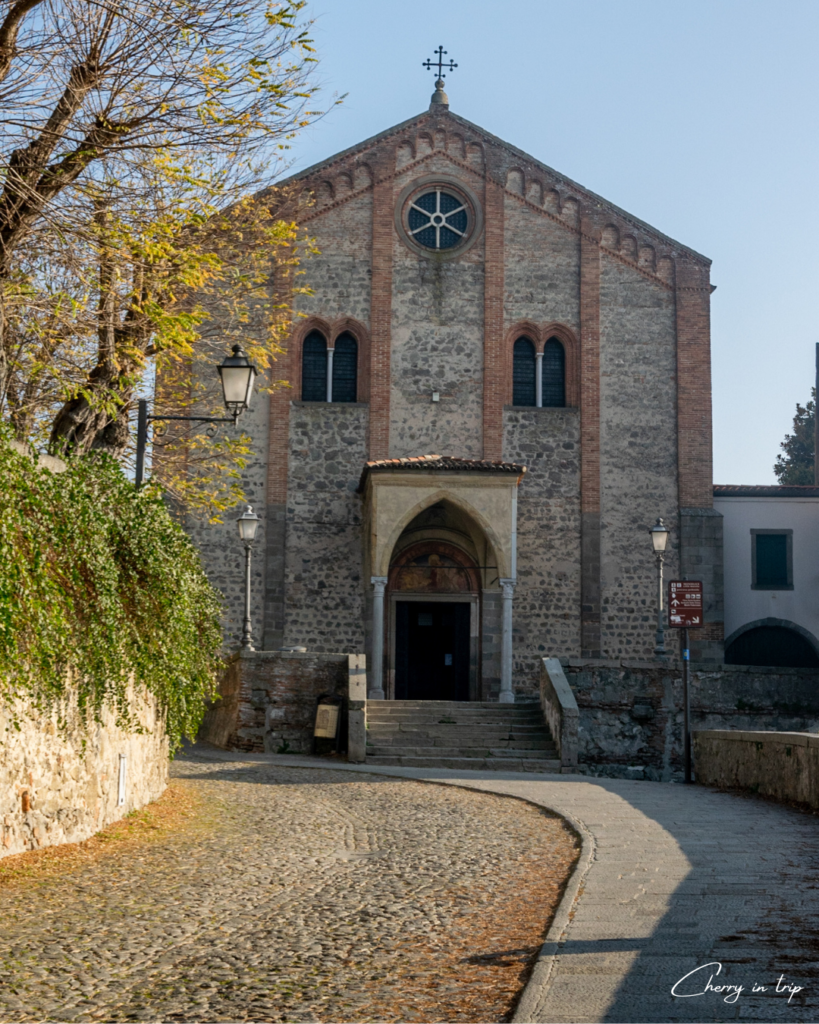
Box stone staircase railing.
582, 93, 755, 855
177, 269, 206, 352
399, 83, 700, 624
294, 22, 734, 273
540, 657, 579, 769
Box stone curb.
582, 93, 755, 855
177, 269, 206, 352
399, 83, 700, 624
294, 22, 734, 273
183, 743, 591, 1021
511, 807, 595, 1023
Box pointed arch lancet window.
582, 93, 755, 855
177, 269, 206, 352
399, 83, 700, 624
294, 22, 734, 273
512, 337, 537, 407
301, 331, 327, 401
542, 338, 566, 407
332, 333, 358, 403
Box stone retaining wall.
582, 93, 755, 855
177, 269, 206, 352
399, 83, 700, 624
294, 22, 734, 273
198, 650, 362, 755
1, 691, 168, 858
693, 729, 819, 808
558, 659, 819, 780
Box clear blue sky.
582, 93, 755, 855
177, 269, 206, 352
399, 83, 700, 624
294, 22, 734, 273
284, 0, 819, 485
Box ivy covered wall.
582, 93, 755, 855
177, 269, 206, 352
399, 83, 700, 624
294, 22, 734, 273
0, 433, 224, 751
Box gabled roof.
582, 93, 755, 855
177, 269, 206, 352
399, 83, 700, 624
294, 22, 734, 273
714, 484, 819, 498
357, 454, 526, 493
279, 105, 710, 266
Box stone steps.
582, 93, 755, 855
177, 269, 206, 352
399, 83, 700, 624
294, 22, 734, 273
366, 745, 558, 758
367, 726, 549, 739
364, 755, 563, 772
367, 715, 544, 725
365, 700, 560, 773
367, 710, 543, 723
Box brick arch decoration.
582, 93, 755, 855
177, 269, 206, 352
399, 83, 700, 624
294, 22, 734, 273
289, 316, 371, 403
541, 322, 580, 407
388, 540, 482, 594
503, 321, 580, 407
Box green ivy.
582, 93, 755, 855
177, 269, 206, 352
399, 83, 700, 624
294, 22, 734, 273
0, 430, 223, 753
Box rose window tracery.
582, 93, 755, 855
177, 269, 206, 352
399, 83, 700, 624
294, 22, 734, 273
406, 189, 468, 250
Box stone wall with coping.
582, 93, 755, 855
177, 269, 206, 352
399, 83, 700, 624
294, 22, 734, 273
693, 729, 819, 809
198, 650, 357, 754
561, 658, 819, 780
0, 690, 168, 858
504, 407, 581, 693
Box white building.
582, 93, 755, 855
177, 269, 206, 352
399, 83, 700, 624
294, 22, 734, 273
715, 485, 819, 666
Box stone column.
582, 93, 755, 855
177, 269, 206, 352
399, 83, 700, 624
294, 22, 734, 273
499, 578, 516, 703
535, 351, 543, 408
326, 347, 334, 403
369, 576, 388, 699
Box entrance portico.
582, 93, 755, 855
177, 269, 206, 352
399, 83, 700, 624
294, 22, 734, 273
357, 455, 526, 702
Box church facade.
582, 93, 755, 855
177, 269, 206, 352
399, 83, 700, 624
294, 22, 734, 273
190, 80, 723, 702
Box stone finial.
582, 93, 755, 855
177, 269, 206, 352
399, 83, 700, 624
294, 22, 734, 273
430, 78, 449, 109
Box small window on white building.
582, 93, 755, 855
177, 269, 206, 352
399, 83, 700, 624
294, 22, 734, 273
751, 530, 793, 590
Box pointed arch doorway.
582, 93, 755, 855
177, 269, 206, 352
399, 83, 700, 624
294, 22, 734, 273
357, 455, 526, 703
388, 539, 481, 701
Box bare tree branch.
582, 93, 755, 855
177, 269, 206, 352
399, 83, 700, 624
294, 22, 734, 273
0, 0, 326, 484
0, 0, 44, 84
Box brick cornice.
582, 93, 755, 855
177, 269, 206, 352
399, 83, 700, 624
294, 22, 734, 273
280, 106, 710, 267
298, 147, 486, 224
299, 182, 373, 223
299, 138, 681, 296
505, 188, 676, 291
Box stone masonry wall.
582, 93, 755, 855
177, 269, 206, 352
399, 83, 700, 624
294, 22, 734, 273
179, 107, 714, 679
198, 651, 349, 753
183, 370, 271, 651
503, 195, 580, 332
295, 192, 373, 325
284, 403, 368, 652
562, 659, 819, 780
599, 257, 679, 660
389, 155, 485, 459
504, 407, 581, 696
1, 690, 168, 858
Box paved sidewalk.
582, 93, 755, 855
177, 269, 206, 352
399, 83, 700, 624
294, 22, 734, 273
191, 745, 819, 1023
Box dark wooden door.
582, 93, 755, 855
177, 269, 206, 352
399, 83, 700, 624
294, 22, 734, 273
395, 601, 470, 700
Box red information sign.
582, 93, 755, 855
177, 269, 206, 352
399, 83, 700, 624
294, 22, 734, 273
668, 580, 703, 628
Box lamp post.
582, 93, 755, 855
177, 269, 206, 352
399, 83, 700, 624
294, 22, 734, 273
237, 505, 260, 650
649, 518, 670, 659
135, 344, 257, 487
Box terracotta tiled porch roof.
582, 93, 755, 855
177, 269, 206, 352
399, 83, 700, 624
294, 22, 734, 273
357, 455, 527, 493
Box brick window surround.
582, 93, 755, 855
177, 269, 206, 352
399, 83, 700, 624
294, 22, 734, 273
288, 316, 371, 404
503, 321, 579, 408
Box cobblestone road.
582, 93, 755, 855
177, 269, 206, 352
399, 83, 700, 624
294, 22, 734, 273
0, 756, 579, 1023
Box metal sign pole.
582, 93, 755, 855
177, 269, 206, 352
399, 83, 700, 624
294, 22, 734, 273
135, 399, 148, 488
683, 626, 692, 784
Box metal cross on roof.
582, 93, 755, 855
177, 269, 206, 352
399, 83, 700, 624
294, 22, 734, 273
423, 46, 457, 79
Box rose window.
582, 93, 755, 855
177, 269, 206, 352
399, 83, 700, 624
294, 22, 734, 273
407, 189, 469, 250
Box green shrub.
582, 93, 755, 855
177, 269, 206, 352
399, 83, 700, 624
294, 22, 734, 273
0, 431, 222, 752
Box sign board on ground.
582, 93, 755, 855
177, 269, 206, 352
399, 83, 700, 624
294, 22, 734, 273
668, 580, 703, 628
314, 703, 340, 739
